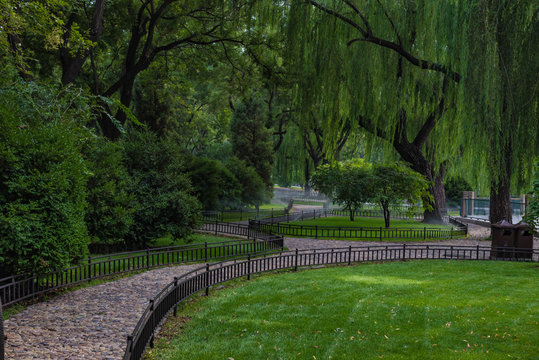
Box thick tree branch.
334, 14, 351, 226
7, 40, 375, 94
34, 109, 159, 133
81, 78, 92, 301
412, 77, 449, 147
307, 0, 368, 37
308, 0, 461, 83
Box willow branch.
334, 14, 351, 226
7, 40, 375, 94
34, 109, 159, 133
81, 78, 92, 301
307, 0, 367, 37
412, 76, 449, 147
308, 0, 461, 83
375, 0, 402, 46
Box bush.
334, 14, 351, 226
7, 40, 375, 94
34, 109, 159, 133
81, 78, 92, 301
0, 82, 92, 276
122, 130, 201, 247
445, 176, 472, 204
226, 157, 269, 209
83, 139, 135, 246
185, 156, 241, 210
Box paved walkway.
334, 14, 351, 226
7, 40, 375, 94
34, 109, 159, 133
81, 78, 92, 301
4, 223, 537, 359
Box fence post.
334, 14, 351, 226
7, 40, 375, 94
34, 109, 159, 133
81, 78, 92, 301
173, 277, 179, 317
379, 227, 382, 241
205, 263, 210, 296
1, 298, 4, 360
88, 256, 92, 282
315, 225, 318, 239
348, 246, 352, 265
126, 335, 133, 354
450, 228, 453, 239
204, 242, 208, 262
247, 254, 251, 280
215, 219, 218, 235
294, 249, 298, 271
466, 224, 469, 236
149, 299, 155, 348
476, 245, 480, 260
146, 249, 150, 268
403, 243, 406, 260
423, 227, 426, 240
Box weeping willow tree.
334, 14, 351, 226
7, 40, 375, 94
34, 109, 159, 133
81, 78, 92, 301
285, 0, 466, 222
456, 0, 538, 223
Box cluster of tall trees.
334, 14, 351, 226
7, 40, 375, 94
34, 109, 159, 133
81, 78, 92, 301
0, 0, 537, 274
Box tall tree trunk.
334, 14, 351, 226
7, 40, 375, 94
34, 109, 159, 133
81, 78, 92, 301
60, 0, 106, 86
423, 165, 447, 224
489, 145, 513, 223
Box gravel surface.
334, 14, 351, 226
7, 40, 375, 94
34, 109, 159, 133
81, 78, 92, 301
4, 222, 537, 359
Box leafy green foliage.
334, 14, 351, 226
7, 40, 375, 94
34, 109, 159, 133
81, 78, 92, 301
370, 164, 432, 227
122, 130, 201, 248
312, 161, 430, 226
524, 160, 539, 230
185, 156, 241, 210
0, 82, 92, 276
230, 95, 274, 194
83, 139, 136, 246
226, 157, 268, 210
311, 160, 372, 221
445, 176, 472, 204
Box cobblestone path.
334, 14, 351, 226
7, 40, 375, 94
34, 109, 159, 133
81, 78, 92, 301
4, 222, 537, 359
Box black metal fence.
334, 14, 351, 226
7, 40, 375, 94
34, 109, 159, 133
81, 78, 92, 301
250, 220, 467, 240
0, 234, 283, 307
201, 208, 288, 222
258, 208, 424, 224
0, 298, 3, 360
122, 244, 538, 360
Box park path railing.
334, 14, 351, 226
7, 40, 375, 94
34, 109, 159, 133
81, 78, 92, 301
201, 207, 288, 222
0, 298, 3, 360
0, 233, 283, 307
122, 244, 538, 360
250, 219, 467, 240
258, 208, 423, 224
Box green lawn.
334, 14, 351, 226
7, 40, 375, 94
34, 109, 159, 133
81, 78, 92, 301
288, 216, 452, 229
265, 216, 458, 241
146, 261, 538, 360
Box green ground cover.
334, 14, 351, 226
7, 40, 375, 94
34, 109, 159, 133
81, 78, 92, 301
288, 216, 452, 229
2, 234, 262, 320
266, 216, 457, 241
292, 200, 326, 206
146, 261, 538, 360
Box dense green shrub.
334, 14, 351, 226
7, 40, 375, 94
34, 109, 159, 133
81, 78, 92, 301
185, 156, 241, 210
122, 130, 201, 247
226, 157, 269, 209
0, 83, 92, 276
230, 96, 274, 193
445, 176, 472, 204
84, 139, 136, 246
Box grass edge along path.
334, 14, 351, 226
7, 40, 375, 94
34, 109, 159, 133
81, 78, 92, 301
145, 260, 538, 360
1, 233, 273, 319
265, 216, 460, 242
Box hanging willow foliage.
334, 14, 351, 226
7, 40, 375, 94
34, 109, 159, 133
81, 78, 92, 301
278, 0, 537, 198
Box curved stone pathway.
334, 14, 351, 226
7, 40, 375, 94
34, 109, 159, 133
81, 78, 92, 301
4, 223, 537, 359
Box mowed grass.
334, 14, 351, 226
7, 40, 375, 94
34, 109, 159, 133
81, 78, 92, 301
267, 216, 458, 242
288, 216, 452, 229
146, 261, 538, 360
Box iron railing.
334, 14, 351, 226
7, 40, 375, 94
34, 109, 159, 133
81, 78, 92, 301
0, 233, 283, 307
123, 244, 538, 360
250, 220, 467, 240
0, 298, 3, 360
201, 207, 288, 222
258, 208, 424, 224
